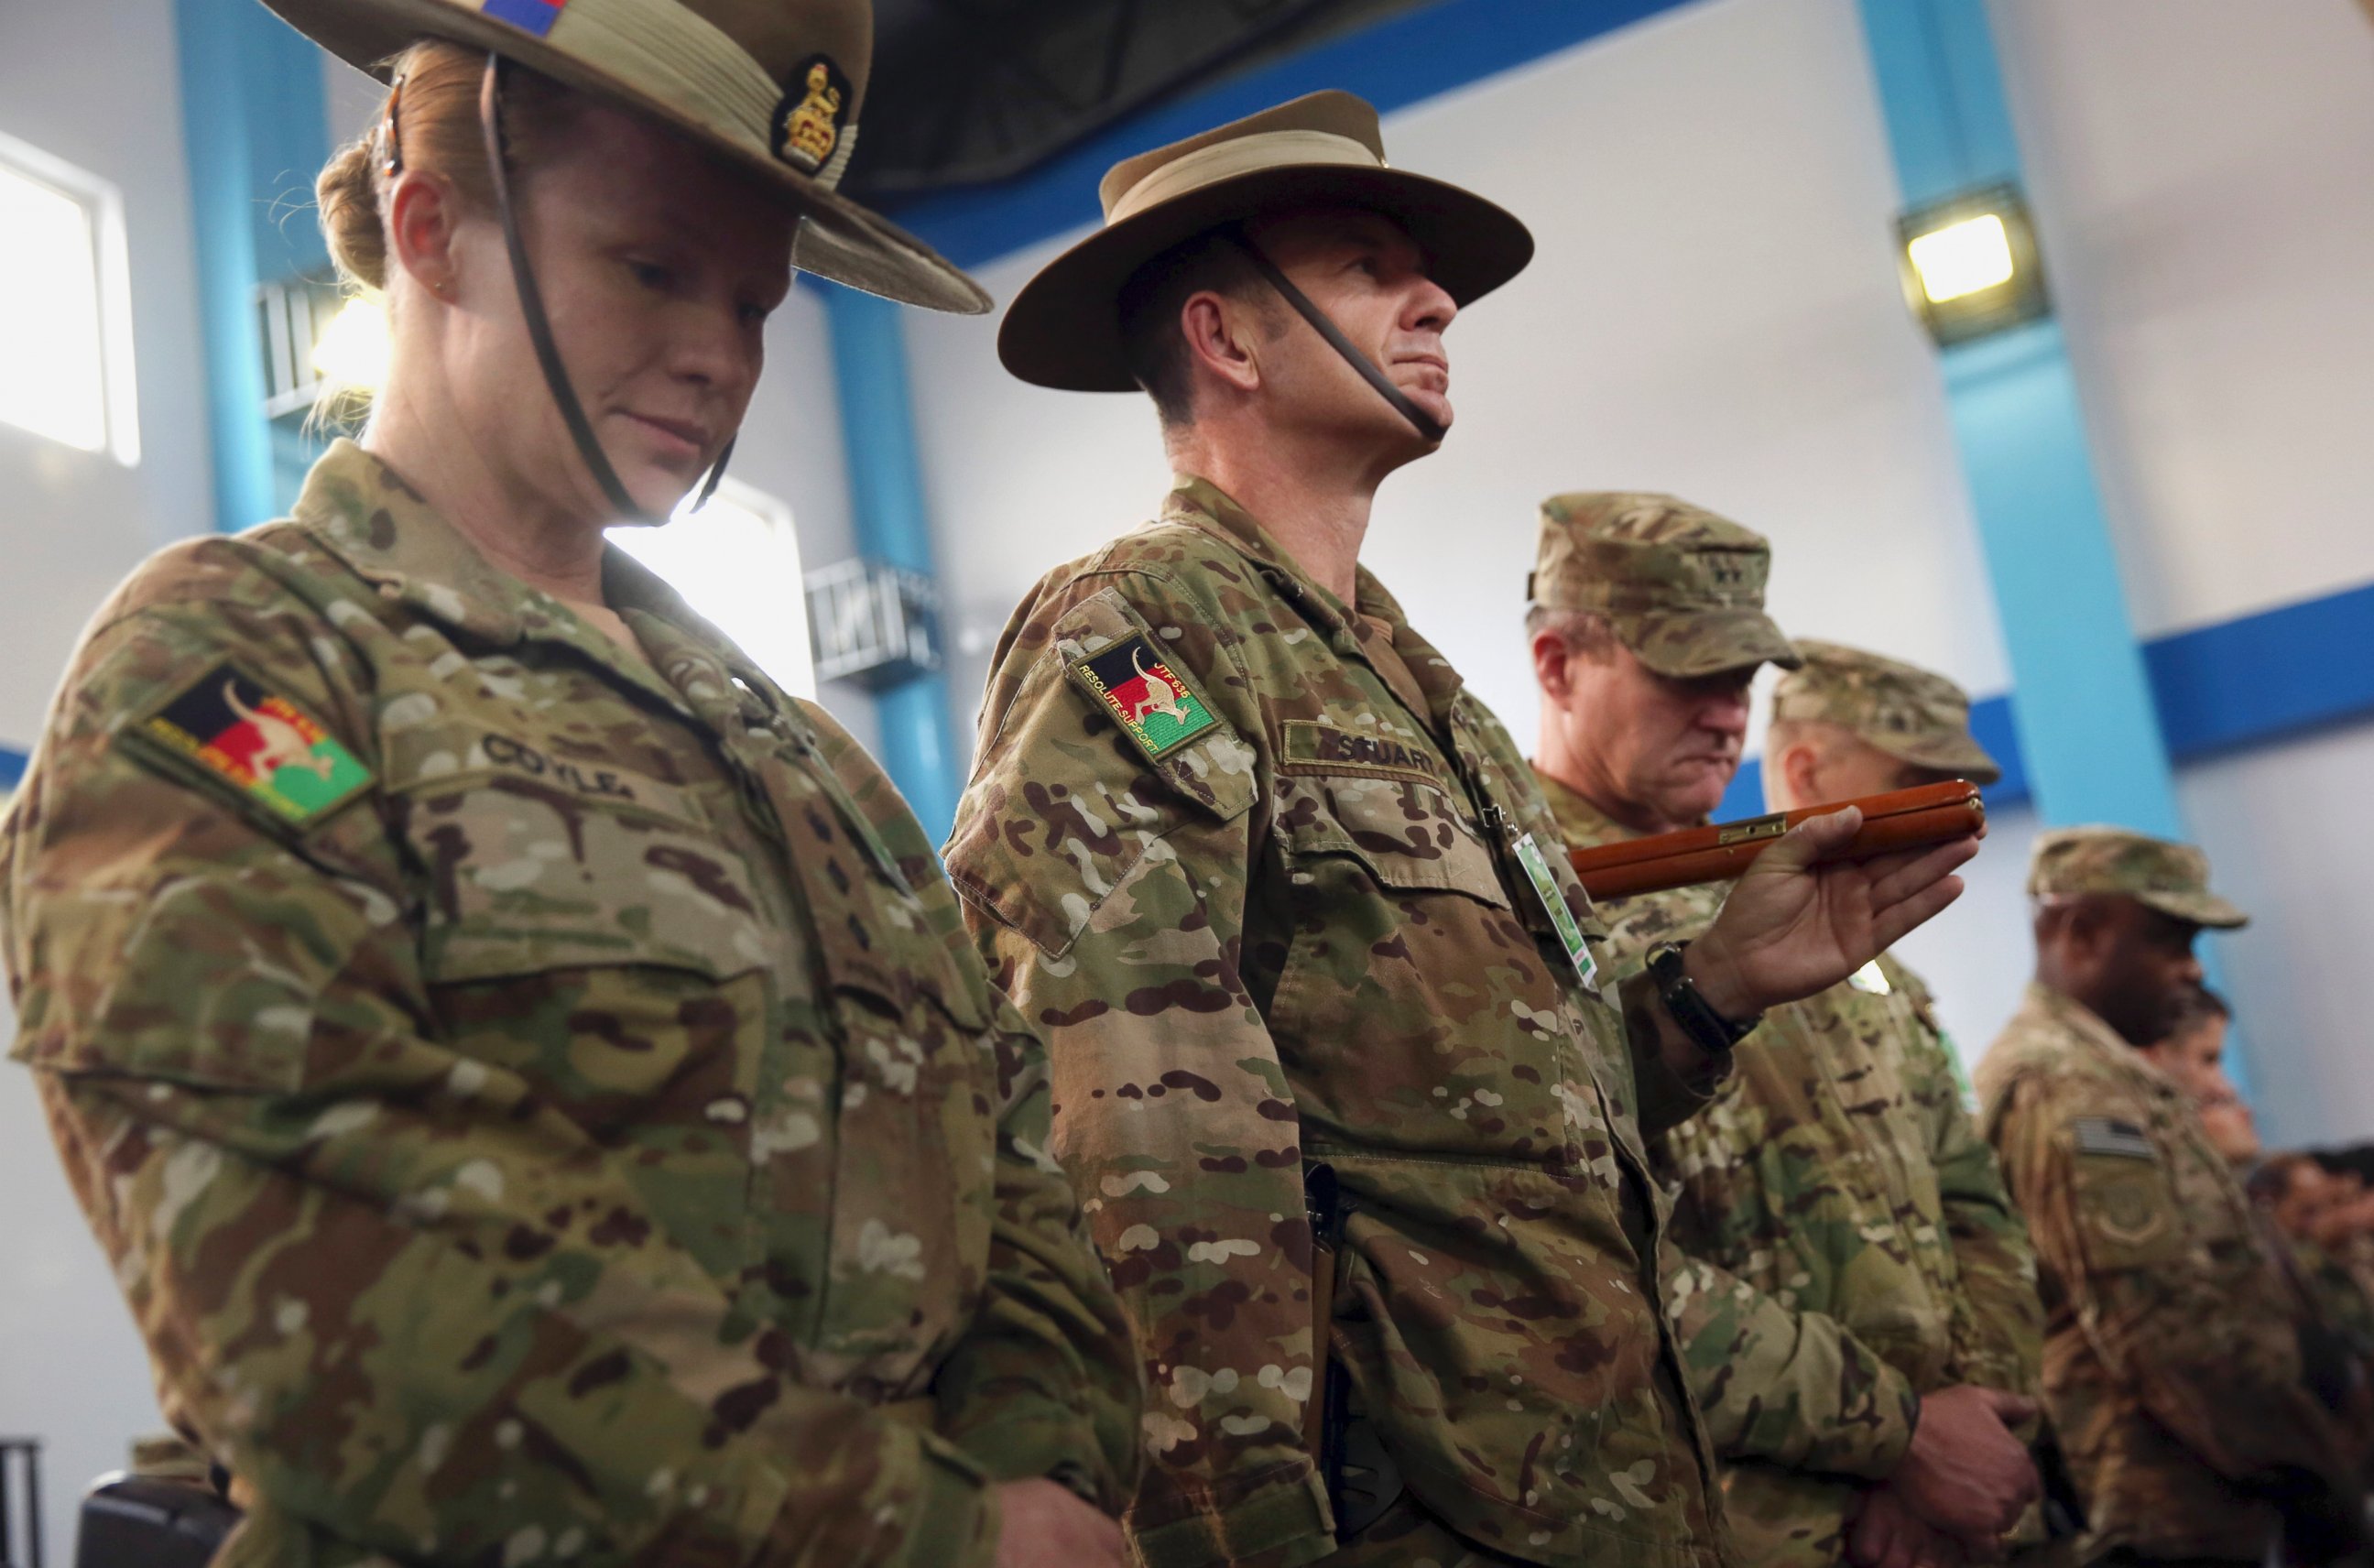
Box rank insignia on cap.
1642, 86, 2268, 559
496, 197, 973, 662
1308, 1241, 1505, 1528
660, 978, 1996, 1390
1071, 635, 1221, 763
132, 664, 374, 827
772, 56, 853, 175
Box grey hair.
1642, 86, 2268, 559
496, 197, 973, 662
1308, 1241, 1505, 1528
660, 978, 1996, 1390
1524, 604, 1617, 657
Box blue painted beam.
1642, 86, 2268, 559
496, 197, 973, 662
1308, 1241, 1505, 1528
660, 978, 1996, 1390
2147, 581, 2374, 758
822, 287, 962, 844
178, 0, 332, 532
0, 746, 25, 794
883, 0, 1698, 268
1940, 322, 2183, 837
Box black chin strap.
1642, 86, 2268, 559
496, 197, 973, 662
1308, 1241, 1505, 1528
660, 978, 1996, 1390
477, 53, 736, 521
1221, 226, 1447, 446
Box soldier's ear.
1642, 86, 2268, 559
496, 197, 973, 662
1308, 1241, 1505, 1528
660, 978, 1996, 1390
387, 169, 466, 305
1774, 739, 1824, 812
1179, 291, 1263, 397
1530, 627, 1577, 699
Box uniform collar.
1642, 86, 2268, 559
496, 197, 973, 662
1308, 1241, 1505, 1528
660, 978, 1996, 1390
1163, 474, 1467, 724
1531, 767, 1635, 849
296, 441, 778, 722
297, 439, 537, 646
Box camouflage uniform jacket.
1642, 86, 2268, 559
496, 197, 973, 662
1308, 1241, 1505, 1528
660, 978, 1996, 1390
948, 478, 1730, 1568
1542, 776, 2042, 1567
0, 442, 1141, 1568
1977, 984, 2359, 1562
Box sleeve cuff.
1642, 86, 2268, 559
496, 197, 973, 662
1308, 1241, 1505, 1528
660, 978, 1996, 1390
1829, 1362, 1922, 1482
1619, 969, 1735, 1136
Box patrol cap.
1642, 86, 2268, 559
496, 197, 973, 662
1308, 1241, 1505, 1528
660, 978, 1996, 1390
2027, 826, 2248, 930
1771, 639, 2000, 784
1528, 492, 1800, 679
999, 90, 1533, 391
257, 0, 988, 313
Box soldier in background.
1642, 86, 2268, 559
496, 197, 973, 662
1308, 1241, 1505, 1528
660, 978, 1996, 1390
1977, 829, 2365, 1566
949, 92, 1978, 1567
2135, 989, 2259, 1167
0, 0, 1142, 1562
1526, 510, 2046, 1568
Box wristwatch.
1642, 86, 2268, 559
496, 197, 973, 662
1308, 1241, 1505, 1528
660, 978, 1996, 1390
1645, 940, 1761, 1053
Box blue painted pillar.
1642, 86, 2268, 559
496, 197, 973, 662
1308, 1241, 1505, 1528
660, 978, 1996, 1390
1856, 0, 2181, 837
1857, 0, 2246, 1087
822, 287, 963, 843
178, 0, 332, 532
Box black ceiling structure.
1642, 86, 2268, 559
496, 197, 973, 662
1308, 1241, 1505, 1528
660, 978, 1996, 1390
846, 0, 1432, 202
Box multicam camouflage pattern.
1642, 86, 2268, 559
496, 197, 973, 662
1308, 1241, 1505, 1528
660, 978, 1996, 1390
2025, 826, 2249, 931
0, 441, 1140, 1568
1769, 641, 2001, 785
1540, 775, 2043, 1567
948, 477, 1730, 1568
1977, 985, 2359, 1562
1527, 494, 1798, 680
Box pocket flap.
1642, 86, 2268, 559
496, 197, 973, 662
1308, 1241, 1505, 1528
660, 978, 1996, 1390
1277, 771, 1509, 908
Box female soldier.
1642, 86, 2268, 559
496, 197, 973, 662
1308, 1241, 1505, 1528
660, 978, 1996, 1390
0, 1, 1138, 1563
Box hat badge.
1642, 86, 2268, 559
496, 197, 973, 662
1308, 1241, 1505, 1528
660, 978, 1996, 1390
774, 56, 850, 174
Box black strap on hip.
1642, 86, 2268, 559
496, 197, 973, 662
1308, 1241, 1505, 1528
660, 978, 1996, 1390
1221, 225, 1447, 447
475, 53, 735, 520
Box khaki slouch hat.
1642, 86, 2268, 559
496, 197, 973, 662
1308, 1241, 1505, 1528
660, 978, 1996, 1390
999, 89, 1533, 394
261, 0, 987, 313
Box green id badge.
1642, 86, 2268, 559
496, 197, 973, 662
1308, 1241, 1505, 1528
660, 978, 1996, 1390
1513, 832, 1599, 993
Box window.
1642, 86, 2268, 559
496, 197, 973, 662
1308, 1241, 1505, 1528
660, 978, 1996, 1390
608, 478, 815, 698
0, 130, 138, 463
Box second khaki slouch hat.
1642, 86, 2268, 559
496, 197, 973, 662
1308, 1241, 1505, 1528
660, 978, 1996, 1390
999, 90, 1533, 392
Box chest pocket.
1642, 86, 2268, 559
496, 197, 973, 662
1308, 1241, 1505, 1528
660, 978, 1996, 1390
403, 775, 773, 1097
395, 771, 778, 1279
1267, 767, 1595, 1165
1277, 768, 1510, 906
409, 773, 773, 984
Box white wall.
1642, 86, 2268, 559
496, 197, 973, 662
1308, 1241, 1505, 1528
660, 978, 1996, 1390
1, 0, 218, 1558
1991, 0, 2374, 638
2179, 722, 2374, 1149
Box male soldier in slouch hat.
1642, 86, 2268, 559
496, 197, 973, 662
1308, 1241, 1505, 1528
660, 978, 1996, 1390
1978, 829, 2367, 1567
1527, 506, 2049, 1568
946, 93, 1979, 1567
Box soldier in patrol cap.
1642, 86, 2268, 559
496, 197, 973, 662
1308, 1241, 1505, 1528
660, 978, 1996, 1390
1530, 510, 2049, 1568
0, 1, 1144, 1563
949, 93, 1979, 1567
1977, 829, 2366, 1566
1765, 639, 2003, 798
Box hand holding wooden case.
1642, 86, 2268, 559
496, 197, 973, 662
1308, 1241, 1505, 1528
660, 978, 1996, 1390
1568, 779, 1987, 900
